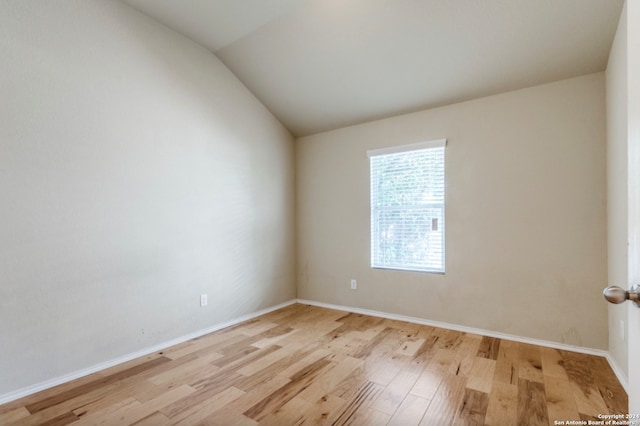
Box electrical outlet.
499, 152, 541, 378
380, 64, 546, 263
200, 294, 208, 307
350, 279, 357, 290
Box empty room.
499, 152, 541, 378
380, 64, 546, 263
1, 0, 639, 424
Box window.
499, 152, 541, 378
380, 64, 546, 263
368, 139, 446, 273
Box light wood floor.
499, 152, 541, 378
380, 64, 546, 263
0, 303, 627, 425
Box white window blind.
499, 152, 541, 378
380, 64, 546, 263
369, 140, 445, 273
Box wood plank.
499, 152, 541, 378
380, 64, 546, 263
278, 348, 332, 378
411, 368, 446, 400
561, 350, 610, 417
395, 338, 427, 357
237, 320, 280, 337
517, 378, 549, 426
131, 382, 186, 405
426, 348, 456, 374
370, 369, 420, 415
160, 375, 241, 419
209, 333, 264, 356
363, 355, 404, 386
484, 382, 518, 426
164, 334, 256, 365
493, 339, 520, 386
580, 413, 601, 422
518, 343, 544, 383
213, 343, 282, 371
352, 327, 398, 359
243, 358, 332, 422
35, 410, 79, 426
163, 333, 234, 360
331, 380, 386, 426
291, 394, 346, 424
347, 408, 392, 426
203, 414, 259, 426
170, 386, 245, 425
412, 327, 446, 363
330, 368, 369, 401
71, 398, 142, 426
388, 393, 430, 425
539, 346, 569, 381
7, 357, 156, 409
233, 344, 322, 391
256, 395, 310, 425
131, 411, 172, 426
0, 406, 30, 424
476, 336, 501, 360
276, 321, 343, 348
70, 380, 157, 417
466, 357, 496, 394
588, 354, 628, 414
24, 356, 172, 413
544, 375, 580, 425
237, 342, 303, 376
447, 334, 483, 378
77, 384, 195, 426
420, 374, 467, 426
319, 330, 368, 358
452, 388, 489, 425
18, 370, 164, 424
257, 304, 305, 323
251, 326, 297, 349
148, 351, 223, 384
188, 369, 243, 394
287, 305, 343, 328
200, 376, 290, 425
440, 330, 467, 351
297, 355, 363, 403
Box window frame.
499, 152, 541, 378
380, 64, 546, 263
368, 139, 446, 274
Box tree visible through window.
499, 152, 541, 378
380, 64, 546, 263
368, 140, 445, 273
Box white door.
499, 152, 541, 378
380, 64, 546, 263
629, 0, 639, 413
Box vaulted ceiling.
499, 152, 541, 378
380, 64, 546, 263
122, 0, 624, 137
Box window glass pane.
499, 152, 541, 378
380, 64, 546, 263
370, 144, 445, 273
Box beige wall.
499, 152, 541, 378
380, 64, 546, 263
606, 1, 629, 380
297, 73, 608, 349
0, 0, 295, 396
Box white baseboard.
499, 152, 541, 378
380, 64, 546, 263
297, 298, 630, 394
604, 353, 629, 394
0, 299, 297, 406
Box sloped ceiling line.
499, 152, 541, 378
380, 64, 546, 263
123, 0, 624, 137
